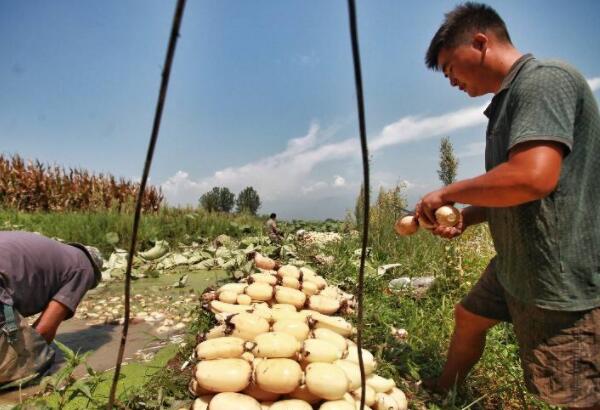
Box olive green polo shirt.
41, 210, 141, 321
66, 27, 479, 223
484, 54, 600, 311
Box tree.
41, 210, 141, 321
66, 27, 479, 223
236, 186, 261, 215
354, 184, 366, 230
217, 187, 235, 212
438, 136, 459, 186
199, 188, 219, 212
200, 187, 235, 212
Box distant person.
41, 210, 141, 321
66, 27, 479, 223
416, 3, 600, 409
0, 231, 103, 385
265, 213, 283, 243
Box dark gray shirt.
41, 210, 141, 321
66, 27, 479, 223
484, 55, 600, 310
0, 231, 98, 317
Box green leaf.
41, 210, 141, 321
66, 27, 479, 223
53, 339, 75, 361
0, 372, 40, 390
70, 379, 94, 401
105, 231, 120, 245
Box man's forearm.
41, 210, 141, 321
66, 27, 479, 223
441, 162, 554, 207
439, 142, 563, 207
33, 300, 70, 343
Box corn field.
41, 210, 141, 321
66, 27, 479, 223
0, 154, 163, 212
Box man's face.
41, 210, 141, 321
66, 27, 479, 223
437, 42, 491, 97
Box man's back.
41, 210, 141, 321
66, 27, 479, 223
0, 232, 98, 317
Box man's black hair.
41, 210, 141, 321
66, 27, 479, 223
425, 2, 512, 70
270, 213, 276, 219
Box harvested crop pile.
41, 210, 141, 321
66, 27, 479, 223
186, 252, 408, 410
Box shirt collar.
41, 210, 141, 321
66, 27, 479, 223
484, 53, 534, 118
497, 53, 535, 93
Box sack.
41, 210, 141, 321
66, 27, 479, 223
0, 306, 55, 385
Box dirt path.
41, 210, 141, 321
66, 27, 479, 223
0, 269, 227, 406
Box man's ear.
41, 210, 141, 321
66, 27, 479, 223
472, 33, 488, 52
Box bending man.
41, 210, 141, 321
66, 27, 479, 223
0, 231, 103, 385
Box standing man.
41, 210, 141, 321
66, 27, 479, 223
265, 213, 283, 243
0, 231, 103, 385
417, 3, 600, 408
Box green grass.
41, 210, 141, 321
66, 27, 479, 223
0, 207, 265, 255
8, 207, 561, 409
15, 344, 181, 410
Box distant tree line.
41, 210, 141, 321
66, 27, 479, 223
199, 186, 261, 215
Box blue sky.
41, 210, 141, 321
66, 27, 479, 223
1, 1, 599, 219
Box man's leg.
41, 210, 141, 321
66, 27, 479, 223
434, 303, 500, 391
0, 306, 55, 385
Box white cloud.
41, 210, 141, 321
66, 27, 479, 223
160, 102, 491, 206
161, 170, 209, 205
301, 181, 328, 194
370, 103, 489, 151
333, 175, 346, 187
588, 77, 600, 91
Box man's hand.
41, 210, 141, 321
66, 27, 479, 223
415, 188, 453, 228
432, 215, 466, 239
416, 204, 487, 240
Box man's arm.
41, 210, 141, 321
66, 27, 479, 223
418, 140, 565, 224
32, 300, 71, 343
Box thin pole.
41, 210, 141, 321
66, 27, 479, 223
106, 0, 187, 407
346, 1, 370, 409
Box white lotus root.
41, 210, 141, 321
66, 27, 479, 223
269, 399, 313, 410
274, 286, 306, 309
209, 300, 253, 315
366, 374, 395, 393
313, 328, 348, 353
237, 294, 252, 305
229, 313, 270, 341
435, 205, 460, 227
218, 289, 238, 304
351, 386, 377, 407
254, 358, 303, 394
374, 392, 400, 410
195, 359, 252, 392
305, 362, 349, 400
308, 295, 341, 315
191, 395, 212, 410
394, 216, 418, 236
346, 346, 376, 375
245, 283, 275, 301
191, 261, 409, 409
252, 332, 301, 358
196, 337, 245, 360
207, 392, 261, 410
278, 265, 301, 279
334, 360, 363, 391
250, 273, 278, 286
320, 401, 355, 410
272, 320, 310, 342
254, 253, 277, 271
301, 338, 342, 363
